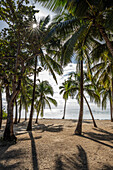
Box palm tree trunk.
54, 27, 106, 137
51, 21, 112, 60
3, 82, 20, 141
27, 56, 37, 131
110, 96, 113, 122
0, 86, 3, 129
18, 99, 22, 123
62, 99, 67, 119
25, 109, 27, 121
83, 95, 97, 127
14, 100, 18, 124
99, 25, 113, 57
35, 113, 39, 124
3, 99, 16, 141
75, 59, 83, 135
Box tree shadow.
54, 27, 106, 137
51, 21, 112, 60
81, 129, 113, 149
83, 127, 113, 145
18, 136, 42, 142
0, 148, 24, 169
28, 131, 39, 170
71, 120, 93, 124
32, 124, 63, 133
55, 145, 89, 170
102, 165, 113, 170
92, 128, 113, 141
0, 162, 21, 170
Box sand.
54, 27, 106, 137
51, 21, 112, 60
0, 119, 113, 170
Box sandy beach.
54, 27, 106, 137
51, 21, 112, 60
0, 119, 113, 170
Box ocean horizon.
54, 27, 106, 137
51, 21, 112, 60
2, 63, 111, 120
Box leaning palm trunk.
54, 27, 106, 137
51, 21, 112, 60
0, 86, 2, 129
110, 97, 113, 122
18, 99, 22, 123
27, 56, 37, 131
35, 112, 39, 124
99, 25, 113, 58
62, 99, 67, 119
83, 95, 97, 127
14, 100, 18, 124
75, 59, 83, 135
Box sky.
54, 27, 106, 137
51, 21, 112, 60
0, 1, 56, 30
34, 1, 56, 18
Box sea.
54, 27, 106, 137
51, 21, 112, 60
2, 63, 110, 120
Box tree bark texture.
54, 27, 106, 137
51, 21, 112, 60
18, 99, 22, 123
3, 99, 16, 141
27, 56, 37, 131
3, 79, 21, 141
14, 100, 18, 124
25, 109, 27, 121
62, 99, 67, 119
75, 59, 83, 135
99, 26, 113, 58
35, 112, 39, 124
83, 95, 97, 127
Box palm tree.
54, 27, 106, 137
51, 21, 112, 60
101, 87, 113, 121
91, 42, 113, 121
14, 99, 18, 124
37, 0, 113, 58
17, 75, 33, 123
1, 0, 40, 141
35, 80, 57, 123
18, 95, 22, 123
66, 71, 100, 128
27, 15, 62, 131
27, 57, 42, 130
59, 80, 72, 119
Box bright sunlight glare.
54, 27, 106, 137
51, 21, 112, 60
33, 23, 37, 28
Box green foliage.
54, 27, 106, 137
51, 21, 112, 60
2, 110, 7, 119
35, 80, 57, 118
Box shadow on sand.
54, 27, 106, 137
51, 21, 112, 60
55, 145, 113, 170
82, 127, 113, 148
55, 145, 89, 170
28, 131, 39, 170
32, 123, 63, 133
0, 146, 24, 170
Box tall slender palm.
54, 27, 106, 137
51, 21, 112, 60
17, 75, 33, 122
14, 99, 18, 124
101, 87, 113, 121
27, 15, 62, 131
91, 42, 113, 121
35, 80, 57, 123
59, 80, 72, 119
66, 71, 100, 127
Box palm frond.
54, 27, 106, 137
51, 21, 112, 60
46, 96, 57, 107
61, 24, 88, 66
40, 49, 58, 83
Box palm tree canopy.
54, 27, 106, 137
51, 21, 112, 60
59, 80, 73, 100
35, 80, 57, 117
